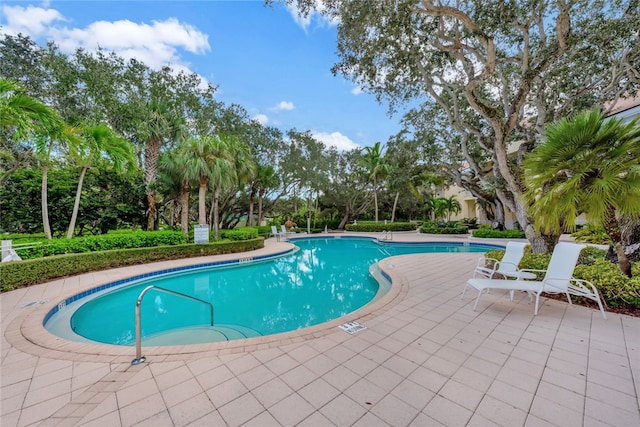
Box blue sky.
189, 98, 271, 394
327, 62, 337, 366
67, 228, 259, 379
0, 1, 405, 150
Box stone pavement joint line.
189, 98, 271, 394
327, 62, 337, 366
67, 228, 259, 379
1, 234, 639, 426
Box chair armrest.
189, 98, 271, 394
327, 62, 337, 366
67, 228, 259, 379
477, 257, 499, 268
567, 278, 603, 299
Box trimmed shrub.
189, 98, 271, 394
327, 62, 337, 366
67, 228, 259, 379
0, 238, 264, 291
345, 222, 419, 232
14, 230, 186, 260
420, 224, 469, 234
218, 228, 259, 241
472, 228, 526, 238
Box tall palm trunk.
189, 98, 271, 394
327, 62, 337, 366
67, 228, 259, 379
391, 191, 399, 222
41, 165, 52, 239
248, 191, 255, 226
66, 167, 88, 238
258, 191, 264, 226
144, 137, 162, 230
198, 177, 208, 224
373, 178, 379, 222
181, 181, 190, 237
213, 188, 221, 240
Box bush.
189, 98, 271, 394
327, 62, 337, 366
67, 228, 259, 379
218, 228, 259, 241
571, 223, 610, 244
0, 238, 264, 291
13, 230, 186, 260
459, 217, 479, 229
0, 232, 47, 242
420, 224, 469, 234
345, 222, 419, 232
472, 228, 526, 238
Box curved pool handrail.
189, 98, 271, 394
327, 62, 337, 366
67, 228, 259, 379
132, 285, 214, 365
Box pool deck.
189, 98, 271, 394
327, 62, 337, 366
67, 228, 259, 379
1, 232, 639, 426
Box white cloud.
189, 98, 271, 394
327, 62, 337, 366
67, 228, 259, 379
0, 6, 210, 71
254, 114, 269, 125
275, 101, 295, 111
0, 5, 66, 38
285, 1, 339, 32
351, 86, 363, 95
311, 131, 360, 151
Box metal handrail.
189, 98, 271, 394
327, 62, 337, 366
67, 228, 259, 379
378, 230, 393, 241
132, 285, 214, 365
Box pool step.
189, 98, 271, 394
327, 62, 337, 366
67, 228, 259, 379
142, 324, 262, 346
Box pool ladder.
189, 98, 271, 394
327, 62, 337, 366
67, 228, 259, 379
378, 230, 393, 241
132, 285, 214, 365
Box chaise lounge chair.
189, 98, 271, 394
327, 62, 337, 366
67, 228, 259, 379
473, 241, 534, 279
271, 225, 287, 242
462, 242, 607, 318
281, 224, 293, 236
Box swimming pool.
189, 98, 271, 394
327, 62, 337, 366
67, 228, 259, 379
45, 237, 501, 346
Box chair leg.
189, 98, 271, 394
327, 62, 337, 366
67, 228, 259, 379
461, 284, 468, 300
534, 293, 540, 315
473, 289, 483, 311
593, 295, 607, 319
565, 293, 573, 305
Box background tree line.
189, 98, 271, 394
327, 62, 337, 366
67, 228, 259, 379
0, 34, 447, 239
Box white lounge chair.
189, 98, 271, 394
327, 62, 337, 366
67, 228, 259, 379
281, 224, 293, 235
270, 225, 286, 241
462, 242, 607, 318
473, 241, 534, 279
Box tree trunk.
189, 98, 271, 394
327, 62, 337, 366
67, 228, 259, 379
248, 191, 255, 227
181, 182, 190, 238
144, 137, 161, 231
373, 182, 379, 222
41, 164, 52, 239
338, 212, 350, 229
213, 188, 220, 240
147, 192, 156, 231
391, 191, 399, 222
603, 208, 632, 277
258, 192, 264, 226
198, 178, 208, 224
67, 167, 88, 238
494, 200, 506, 229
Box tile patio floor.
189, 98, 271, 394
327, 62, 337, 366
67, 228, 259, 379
1, 234, 639, 426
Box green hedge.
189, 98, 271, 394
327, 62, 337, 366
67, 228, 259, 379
0, 238, 264, 292
420, 225, 469, 234
13, 230, 187, 259
482, 246, 640, 309
472, 228, 526, 238
344, 222, 419, 232
218, 228, 259, 241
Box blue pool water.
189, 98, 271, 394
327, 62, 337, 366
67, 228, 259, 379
53, 238, 500, 346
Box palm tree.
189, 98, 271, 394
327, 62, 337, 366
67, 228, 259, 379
66, 123, 136, 238
248, 164, 278, 227
0, 78, 61, 184
523, 109, 640, 277
159, 149, 192, 237
359, 142, 389, 222
209, 134, 256, 240
442, 195, 462, 222
34, 123, 82, 239
137, 101, 186, 231
181, 135, 231, 226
